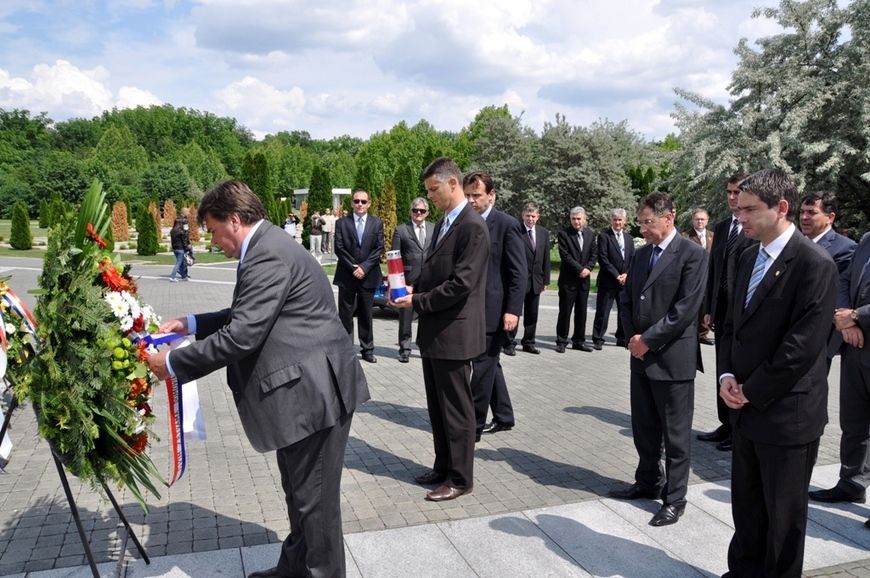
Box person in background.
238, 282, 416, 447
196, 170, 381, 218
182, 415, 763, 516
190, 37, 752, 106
322, 207, 336, 254
555, 207, 597, 353
283, 213, 298, 239
681, 208, 714, 345
592, 208, 635, 349
309, 210, 326, 263
169, 217, 191, 282
507, 202, 551, 355
391, 198, 433, 363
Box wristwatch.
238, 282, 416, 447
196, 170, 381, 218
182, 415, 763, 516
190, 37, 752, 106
851, 309, 859, 322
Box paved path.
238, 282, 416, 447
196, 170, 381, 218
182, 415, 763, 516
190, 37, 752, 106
1, 255, 867, 577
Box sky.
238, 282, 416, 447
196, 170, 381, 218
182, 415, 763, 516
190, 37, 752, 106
0, 0, 786, 142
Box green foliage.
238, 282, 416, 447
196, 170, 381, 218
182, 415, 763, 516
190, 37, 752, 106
38, 199, 50, 227
241, 149, 275, 206
9, 202, 32, 249
0, 173, 35, 218
308, 164, 333, 212
378, 178, 398, 253
135, 205, 160, 256
142, 159, 195, 201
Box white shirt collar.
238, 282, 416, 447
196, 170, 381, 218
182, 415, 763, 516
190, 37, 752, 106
759, 223, 796, 261
811, 226, 832, 244
239, 219, 266, 265
481, 205, 494, 221
655, 227, 678, 252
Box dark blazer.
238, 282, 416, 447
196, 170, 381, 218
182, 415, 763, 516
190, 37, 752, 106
719, 231, 837, 445
815, 228, 856, 357
621, 234, 707, 381
333, 214, 385, 290
682, 229, 714, 255
414, 203, 490, 359
840, 232, 870, 367
597, 227, 635, 290
522, 224, 551, 295
483, 209, 527, 332
706, 216, 757, 320
169, 222, 370, 452
557, 227, 598, 289
391, 220, 433, 286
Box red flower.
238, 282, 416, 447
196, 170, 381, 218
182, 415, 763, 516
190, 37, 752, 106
126, 433, 148, 455
137, 402, 153, 417
137, 341, 149, 362
132, 314, 145, 333
86, 223, 108, 249
99, 258, 135, 293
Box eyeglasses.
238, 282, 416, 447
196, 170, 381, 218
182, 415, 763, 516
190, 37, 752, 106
411, 208, 428, 214
352, 199, 368, 205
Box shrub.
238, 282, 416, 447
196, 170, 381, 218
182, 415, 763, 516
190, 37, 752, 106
136, 206, 159, 256
10, 202, 32, 250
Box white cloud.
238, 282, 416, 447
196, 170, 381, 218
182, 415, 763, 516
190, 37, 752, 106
213, 76, 306, 130
116, 86, 163, 109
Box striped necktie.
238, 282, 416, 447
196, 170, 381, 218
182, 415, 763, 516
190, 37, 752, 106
726, 218, 740, 251
744, 248, 770, 307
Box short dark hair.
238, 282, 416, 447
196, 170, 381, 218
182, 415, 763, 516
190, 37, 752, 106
739, 169, 798, 221
198, 180, 267, 225
421, 156, 462, 184
727, 173, 750, 186
637, 192, 674, 217
352, 189, 369, 200
522, 202, 540, 214
800, 191, 838, 215
462, 170, 494, 193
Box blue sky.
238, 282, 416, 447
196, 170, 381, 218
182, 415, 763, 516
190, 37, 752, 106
0, 0, 786, 140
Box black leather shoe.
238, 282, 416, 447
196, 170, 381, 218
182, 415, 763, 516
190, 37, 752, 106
398, 353, 410, 363
414, 470, 446, 485
650, 503, 686, 527
502, 345, 517, 356
522, 344, 541, 354
555, 343, 566, 353
482, 421, 513, 435
573, 343, 593, 352
425, 485, 471, 502
697, 428, 729, 442
608, 484, 661, 500
361, 353, 377, 363
808, 486, 866, 504
248, 567, 293, 578
716, 438, 733, 451
865, 518, 870, 529
592, 342, 603, 350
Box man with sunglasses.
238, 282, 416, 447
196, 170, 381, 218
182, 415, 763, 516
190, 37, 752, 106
334, 189, 385, 363
391, 198, 433, 363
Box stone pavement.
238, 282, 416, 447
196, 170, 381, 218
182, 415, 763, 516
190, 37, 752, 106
0, 254, 868, 577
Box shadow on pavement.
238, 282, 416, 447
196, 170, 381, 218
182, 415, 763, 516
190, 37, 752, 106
564, 405, 632, 437
476, 447, 623, 494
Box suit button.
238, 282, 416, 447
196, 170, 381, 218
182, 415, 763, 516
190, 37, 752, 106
640, 295, 645, 301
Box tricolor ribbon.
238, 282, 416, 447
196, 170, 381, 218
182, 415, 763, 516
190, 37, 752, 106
2, 288, 37, 337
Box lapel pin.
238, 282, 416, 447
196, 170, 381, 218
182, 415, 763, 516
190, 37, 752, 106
775, 270, 781, 277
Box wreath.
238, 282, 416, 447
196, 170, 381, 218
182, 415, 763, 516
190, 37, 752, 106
13, 182, 166, 509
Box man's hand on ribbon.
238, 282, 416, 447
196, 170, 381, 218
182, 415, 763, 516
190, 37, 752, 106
159, 317, 189, 335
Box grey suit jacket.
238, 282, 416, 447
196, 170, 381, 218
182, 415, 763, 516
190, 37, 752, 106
621, 234, 707, 381
391, 220, 433, 286
170, 222, 370, 452
841, 232, 870, 367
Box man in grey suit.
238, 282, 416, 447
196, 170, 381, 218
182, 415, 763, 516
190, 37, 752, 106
147, 181, 369, 578
392, 157, 489, 503
610, 192, 707, 527
391, 197, 433, 363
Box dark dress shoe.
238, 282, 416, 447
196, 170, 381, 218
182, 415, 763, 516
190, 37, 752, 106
248, 567, 293, 578
522, 344, 541, 354
592, 342, 603, 350
502, 346, 517, 356
398, 353, 410, 363
649, 503, 686, 527
555, 343, 566, 353
865, 518, 870, 529
361, 353, 377, 363
697, 428, 729, 442
414, 470, 447, 485
716, 438, 733, 451
425, 485, 470, 502
482, 421, 513, 435
808, 486, 866, 503
573, 343, 594, 352
608, 484, 661, 500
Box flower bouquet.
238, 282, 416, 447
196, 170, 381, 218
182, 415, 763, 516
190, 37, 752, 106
13, 181, 166, 509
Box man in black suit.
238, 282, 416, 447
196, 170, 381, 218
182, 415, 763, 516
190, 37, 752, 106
592, 208, 635, 350
698, 174, 756, 452
391, 157, 489, 502
463, 171, 526, 439
147, 181, 370, 578
507, 202, 551, 355
333, 189, 385, 363
811, 226, 867, 506
609, 192, 706, 527
556, 207, 598, 353
719, 169, 837, 577
390, 197, 433, 363
681, 208, 715, 345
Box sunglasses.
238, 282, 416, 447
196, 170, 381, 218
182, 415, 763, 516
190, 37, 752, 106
411, 208, 428, 214
352, 199, 369, 205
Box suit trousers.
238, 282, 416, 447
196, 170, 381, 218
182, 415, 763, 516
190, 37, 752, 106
712, 306, 733, 435
629, 372, 694, 505
398, 307, 414, 355
337, 286, 374, 354
276, 411, 353, 578
591, 286, 625, 344
519, 291, 542, 345
471, 331, 515, 433
727, 429, 819, 578
837, 346, 870, 492
422, 357, 475, 489
556, 283, 590, 345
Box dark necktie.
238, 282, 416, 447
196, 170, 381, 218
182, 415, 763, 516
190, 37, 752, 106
648, 246, 662, 273
528, 228, 536, 252
726, 218, 739, 252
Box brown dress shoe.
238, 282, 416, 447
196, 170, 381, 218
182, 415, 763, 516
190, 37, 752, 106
425, 485, 471, 502
414, 470, 446, 485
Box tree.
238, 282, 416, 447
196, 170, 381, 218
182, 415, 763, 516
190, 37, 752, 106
0, 173, 35, 218
672, 0, 869, 230
112, 201, 130, 242
378, 178, 398, 256
10, 202, 32, 250
142, 160, 195, 202
84, 125, 148, 204
241, 150, 275, 207
176, 141, 225, 193
307, 164, 333, 213
148, 202, 163, 241
135, 205, 159, 256
162, 199, 177, 227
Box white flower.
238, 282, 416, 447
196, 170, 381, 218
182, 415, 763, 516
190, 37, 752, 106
5, 323, 16, 335
119, 316, 134, 332
104, 292, 128, 318
121, 292, 141, 320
